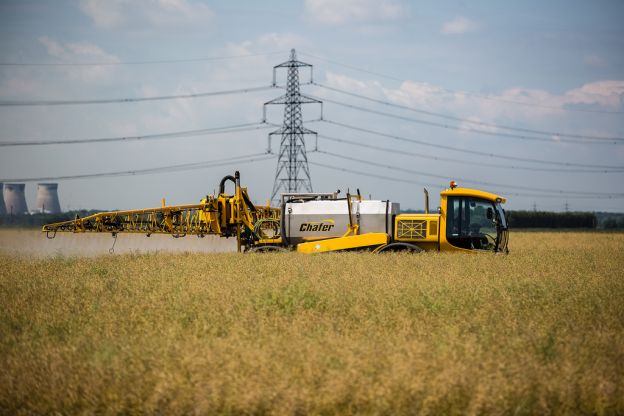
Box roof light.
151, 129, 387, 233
450, 181, 458, 189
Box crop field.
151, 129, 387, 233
1, 231, 623, 415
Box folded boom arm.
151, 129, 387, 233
42, 172, 280, 252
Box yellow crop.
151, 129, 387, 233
1, 231, 623, 414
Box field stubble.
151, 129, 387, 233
0, 231, 623, 415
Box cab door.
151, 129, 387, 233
441, 196, 498, 251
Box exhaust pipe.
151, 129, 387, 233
424, 188, 429, 214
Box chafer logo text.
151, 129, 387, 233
299, 220, 335, 232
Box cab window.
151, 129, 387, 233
446, 197, 497, 250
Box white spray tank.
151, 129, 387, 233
281, 191, 399, 245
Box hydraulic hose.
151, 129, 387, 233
219, 174, 236, 195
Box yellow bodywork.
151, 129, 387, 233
42, 174, 507, 254
384, 186, 507, 253
440, 187, 506, 203
394, 214, 440, 243
438, 186, 506, 253
297, 233, 389, 253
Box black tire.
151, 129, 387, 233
375, 242, 423, 253
247, 245, 288, 253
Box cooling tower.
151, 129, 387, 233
0, 183, 6, 214
36, 183, 62, 214
3, 183, 28, 215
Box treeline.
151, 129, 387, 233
595, 212, 624, 229
506, 211, 597, 229
507, 211, 624, 229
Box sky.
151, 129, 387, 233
0, 0, 623, 213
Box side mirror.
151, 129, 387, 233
486, 207, 494, 220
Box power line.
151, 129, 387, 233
299, 51, 624, 115
316, 150, 624, 197
308, 161, 623, 200
310, 160, 441, 188
0, 85, 276, 107
0, 51, 286, 67
318, 119, 624, 169
312, 83, 624, 142
0, 153, 275, 182
310, 158, 624, 201
317, 133, 624, 173
0, 122, 271, 147
311, 95, 623, 145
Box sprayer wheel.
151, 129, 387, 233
375, 242, 423, 253
247, 245, 288, 253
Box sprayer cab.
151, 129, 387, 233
391, 183, 508, 253
439, 184, 509, 253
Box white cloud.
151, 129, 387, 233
254, 33, 306, 52
458, 116, 499, 134
144, 0, 213, 27
218, 33, 307, 82
441, 16, 479, 35
78, 0, 213, 29
322, 72, 624, 124
304, 0, 405, 25
583, 54, 606, 68
78, 0, 125, 28
564, 80, 624, 109
38, 36, 65, 57
0, 77, 42, 99
122, 33, 307, 136
38, 36, 120, 83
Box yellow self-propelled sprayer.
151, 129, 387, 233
43, 172, 509, 253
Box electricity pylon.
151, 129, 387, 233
264, 49, 322, 203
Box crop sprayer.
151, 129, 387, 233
43, 171, 509, 254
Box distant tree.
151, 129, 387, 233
604, 218, 618, 229
506, 211, 596, 228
